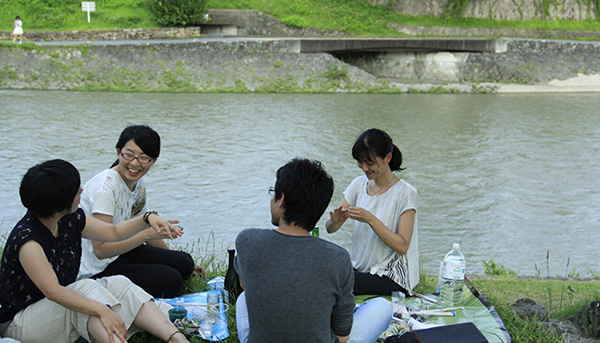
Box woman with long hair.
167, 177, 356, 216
326, 128, 419, 296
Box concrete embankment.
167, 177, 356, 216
0, 40, 384, 93
3, 37, 600, 93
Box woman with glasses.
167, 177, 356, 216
326, 128, 419, 297
79, 125, 204, 298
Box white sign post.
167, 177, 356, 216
81, 1, 96, 23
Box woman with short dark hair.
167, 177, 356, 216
0, 159, 188, 343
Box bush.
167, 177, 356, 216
147, 0, 207, 27
282, 15, 308, 28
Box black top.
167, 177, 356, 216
0, 209, 86, 323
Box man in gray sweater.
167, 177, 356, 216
234, 158, 391, 343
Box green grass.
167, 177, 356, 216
127, 271, 600, 343
129, 251, 600, 343
410, 257, 600, 343
207, 0, 600, 35
1, 227, 599, 343
4, 0, 600, 35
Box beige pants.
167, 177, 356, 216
1, 275, 171, 343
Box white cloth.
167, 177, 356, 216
343, 176, 419, 292
79, 169, 147, 278
12, 20, 22, 35
236, 292, 392, 343
0, 276, 170, 343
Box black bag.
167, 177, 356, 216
384, 322, 489, 343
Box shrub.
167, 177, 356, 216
282, 15, 308, 28
323, 65, 348, 81
146, 0, 208, 27
483, 259, 517, 276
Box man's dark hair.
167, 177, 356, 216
20, 159, 81, 218
274, 158, 334, 231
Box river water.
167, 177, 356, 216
1, 90, 599, 277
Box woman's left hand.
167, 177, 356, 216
194, 264, 206, 276
346, 207, 375, 225
147, 215, 182, 239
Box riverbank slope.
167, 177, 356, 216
3, 37, 600, 93
2, 9, 600, 93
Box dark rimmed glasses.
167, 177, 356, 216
120, 151, 153, 164
268, 187, 275, 197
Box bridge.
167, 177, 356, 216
287, 38, 506, 54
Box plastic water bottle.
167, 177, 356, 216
439, 243, 466, 307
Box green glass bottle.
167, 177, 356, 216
311, 226, 319, 237
224, 248, 242, 303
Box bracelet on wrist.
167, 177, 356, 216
143, 211, 158, 225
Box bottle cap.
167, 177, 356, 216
453, 243, 460, 250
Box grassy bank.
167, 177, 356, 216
0, 227, 597, 342
129, 252, 600, 343
3, 0, 600, 36
128, 271, 600, 343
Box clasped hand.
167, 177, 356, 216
330, 205, 373, 224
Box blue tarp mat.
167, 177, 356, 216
157, 289, 229, 341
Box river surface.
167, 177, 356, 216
1, 90, 599, 277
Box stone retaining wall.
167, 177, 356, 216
388, 23, 600, 40
0, 27, 201, 42
2, 37, 599, 93
365, 0, 598, 21
0, 41, 381, 93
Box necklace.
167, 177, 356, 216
369, 176, 397, 196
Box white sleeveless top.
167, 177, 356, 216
343, 175, 419, 292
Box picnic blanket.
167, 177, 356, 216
157, 289, 230, 341
361, 277, 510, 343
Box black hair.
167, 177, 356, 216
111, 125, 160, 168
20, 159, 81, 218
274, 158, 334, 232
15, 16, 20, 20
351, 128, 405, 172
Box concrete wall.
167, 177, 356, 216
337, 39, 600, 84
366, 0, 597, 20
337, 51, 470, 82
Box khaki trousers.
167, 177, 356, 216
1, 275, 170, 343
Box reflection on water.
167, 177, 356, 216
1, 90, 599, 276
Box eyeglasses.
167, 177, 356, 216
268, 187, 275, 197
120, 151, 153, 164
